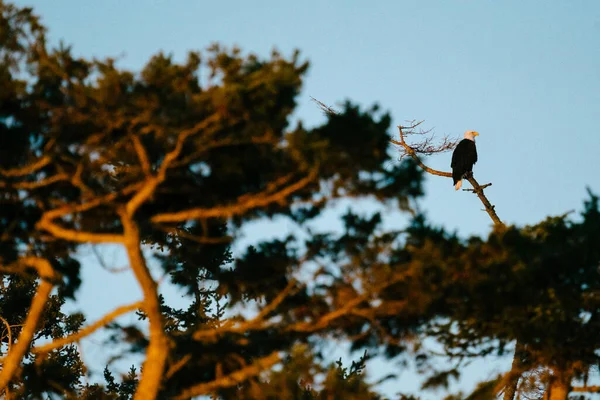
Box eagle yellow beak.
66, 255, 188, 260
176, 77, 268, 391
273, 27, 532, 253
473, 131, 479, 137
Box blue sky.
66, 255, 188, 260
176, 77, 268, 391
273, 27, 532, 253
13, 0, 600, 397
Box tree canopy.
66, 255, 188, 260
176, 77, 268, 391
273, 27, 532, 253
0, 2, 599, 399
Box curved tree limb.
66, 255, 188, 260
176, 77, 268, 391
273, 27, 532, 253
0, 257, 57, 391
119, 211, 169, 400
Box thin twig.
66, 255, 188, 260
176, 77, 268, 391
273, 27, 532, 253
310, 96, 338, 115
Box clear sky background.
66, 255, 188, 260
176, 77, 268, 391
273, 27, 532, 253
13, 0, 600, 398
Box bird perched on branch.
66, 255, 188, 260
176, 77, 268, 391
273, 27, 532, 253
451, 131, 479, 191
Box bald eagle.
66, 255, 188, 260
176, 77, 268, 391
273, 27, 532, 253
451, 131, 479, 191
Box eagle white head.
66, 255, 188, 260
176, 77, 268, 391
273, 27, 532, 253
464, 130, 479, 142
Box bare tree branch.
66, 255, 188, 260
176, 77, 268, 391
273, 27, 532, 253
392, 124, 452, 178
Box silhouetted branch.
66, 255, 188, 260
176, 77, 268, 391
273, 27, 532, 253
463, 183, 492, 192
310, 96, 338, 116
392, 124, 452, 178
393, 122, 459, 159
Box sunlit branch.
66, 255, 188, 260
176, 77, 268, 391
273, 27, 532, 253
131, 135, 152, 176
0, 257, 57, 391
572, 386, 600, 393
0, 173, 69, 190
36, 183, 144, 243
36, 220, 124, 244
119, 211, 169, 400
0, 156, 52, 177
151, 168, 318, 223
173, 351, 280, 400
193, 280, 300, 341
32, 301, 143, 355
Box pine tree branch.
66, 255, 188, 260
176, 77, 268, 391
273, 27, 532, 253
172, 351, 280, 399
0, 258, 57, 391
31, 301, 143, 355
